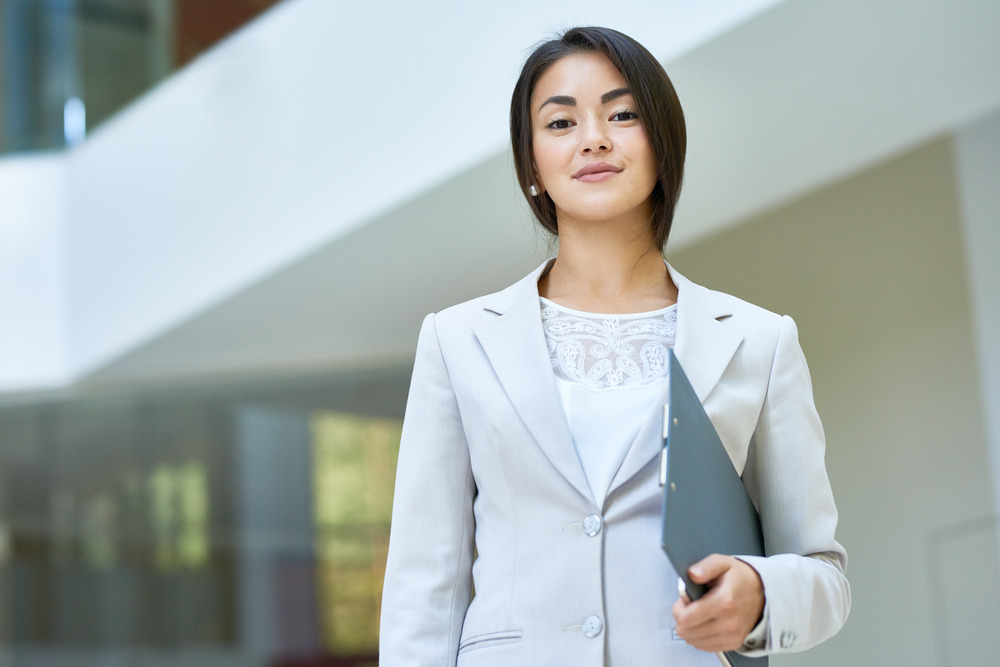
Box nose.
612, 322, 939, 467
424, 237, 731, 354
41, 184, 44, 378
580, 118, 611, 153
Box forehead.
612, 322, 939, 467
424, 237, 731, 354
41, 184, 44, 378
531, 52, 628, 110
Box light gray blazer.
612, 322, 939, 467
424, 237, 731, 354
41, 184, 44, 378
379, 261, 849, 666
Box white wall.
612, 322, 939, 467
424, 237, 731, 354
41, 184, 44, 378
0, 153, 69, 393
670, 0, 1000, 245
671, 136, 999, 665
954, 109, 1000, 531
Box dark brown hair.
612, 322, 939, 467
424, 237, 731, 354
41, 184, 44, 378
510, 26, 686, 249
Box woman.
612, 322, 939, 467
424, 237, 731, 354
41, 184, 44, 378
380, 26, 849, 666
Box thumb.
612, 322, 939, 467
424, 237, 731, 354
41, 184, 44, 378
688, 554, 732, 585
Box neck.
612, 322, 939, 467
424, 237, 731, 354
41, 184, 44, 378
539, 215, 677, 313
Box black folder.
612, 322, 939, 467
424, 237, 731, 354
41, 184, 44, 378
661, 349, 767, 666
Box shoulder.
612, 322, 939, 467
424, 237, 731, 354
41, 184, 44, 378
432, 260, 549, 329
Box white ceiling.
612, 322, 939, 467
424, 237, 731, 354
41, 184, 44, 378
82, 0, 1000, 387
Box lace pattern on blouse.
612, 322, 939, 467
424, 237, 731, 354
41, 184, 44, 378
541, 298, 677, 391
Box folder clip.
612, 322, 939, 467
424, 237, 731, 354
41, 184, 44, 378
659, 404, 670, 487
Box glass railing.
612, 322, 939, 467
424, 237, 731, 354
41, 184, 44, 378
0, 367, 407, 665
0, 0, 285, 155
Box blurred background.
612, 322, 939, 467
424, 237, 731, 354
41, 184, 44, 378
0, 0, 998, 665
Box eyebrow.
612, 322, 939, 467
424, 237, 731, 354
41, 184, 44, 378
537, 87, 633, 112
600, 87, 632, 104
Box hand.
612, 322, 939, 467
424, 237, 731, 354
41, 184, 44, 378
671, 554, 765, 653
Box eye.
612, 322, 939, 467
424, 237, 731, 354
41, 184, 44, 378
611, 109, 639, 122
546, 118, 573, 130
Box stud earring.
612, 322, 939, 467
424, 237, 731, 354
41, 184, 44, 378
528, 185, 539, 197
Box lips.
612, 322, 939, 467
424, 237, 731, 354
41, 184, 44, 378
573, 162, 622, 182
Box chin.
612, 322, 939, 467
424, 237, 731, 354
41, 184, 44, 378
561, 201, 651, 224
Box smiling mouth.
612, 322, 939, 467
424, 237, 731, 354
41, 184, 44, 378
573, 162, 622, 182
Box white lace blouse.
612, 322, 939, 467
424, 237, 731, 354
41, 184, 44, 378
540, 297, 677, 507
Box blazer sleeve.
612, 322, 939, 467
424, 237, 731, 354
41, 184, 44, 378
379, 313, 476, 666
736, 315, 851, 655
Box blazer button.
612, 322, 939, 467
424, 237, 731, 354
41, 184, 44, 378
582, 615, 604, 638
583, 514, 603, 536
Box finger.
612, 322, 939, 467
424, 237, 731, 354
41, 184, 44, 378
672, 594, 720, 633
678, 573, 765, 652
675, 614, 748, 652
674, 610, 719, 638
685, 620, 749, 653
688, 553, 734, 585
684, 632, 744, 654
676, 619, 744, 652
671, 597, 687, 623
675, 581, 732, 630
676, 578, 747, 632
677, 612, 738, 641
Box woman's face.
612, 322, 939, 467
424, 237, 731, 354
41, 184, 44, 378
530, 52, 658, 229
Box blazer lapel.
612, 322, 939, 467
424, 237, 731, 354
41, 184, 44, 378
472, 262, 594, 503
607, 265, 744, 497
669, 265, 743, 404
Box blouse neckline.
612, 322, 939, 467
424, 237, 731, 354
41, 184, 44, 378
540, 296, 678, 319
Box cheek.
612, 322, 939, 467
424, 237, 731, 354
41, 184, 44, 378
532, 158, 553, 189
637, 147, 659, 189
531, 136, 566, 181
626, 129, 658, 182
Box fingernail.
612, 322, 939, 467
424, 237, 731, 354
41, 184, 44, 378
691, 566, 703, 578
